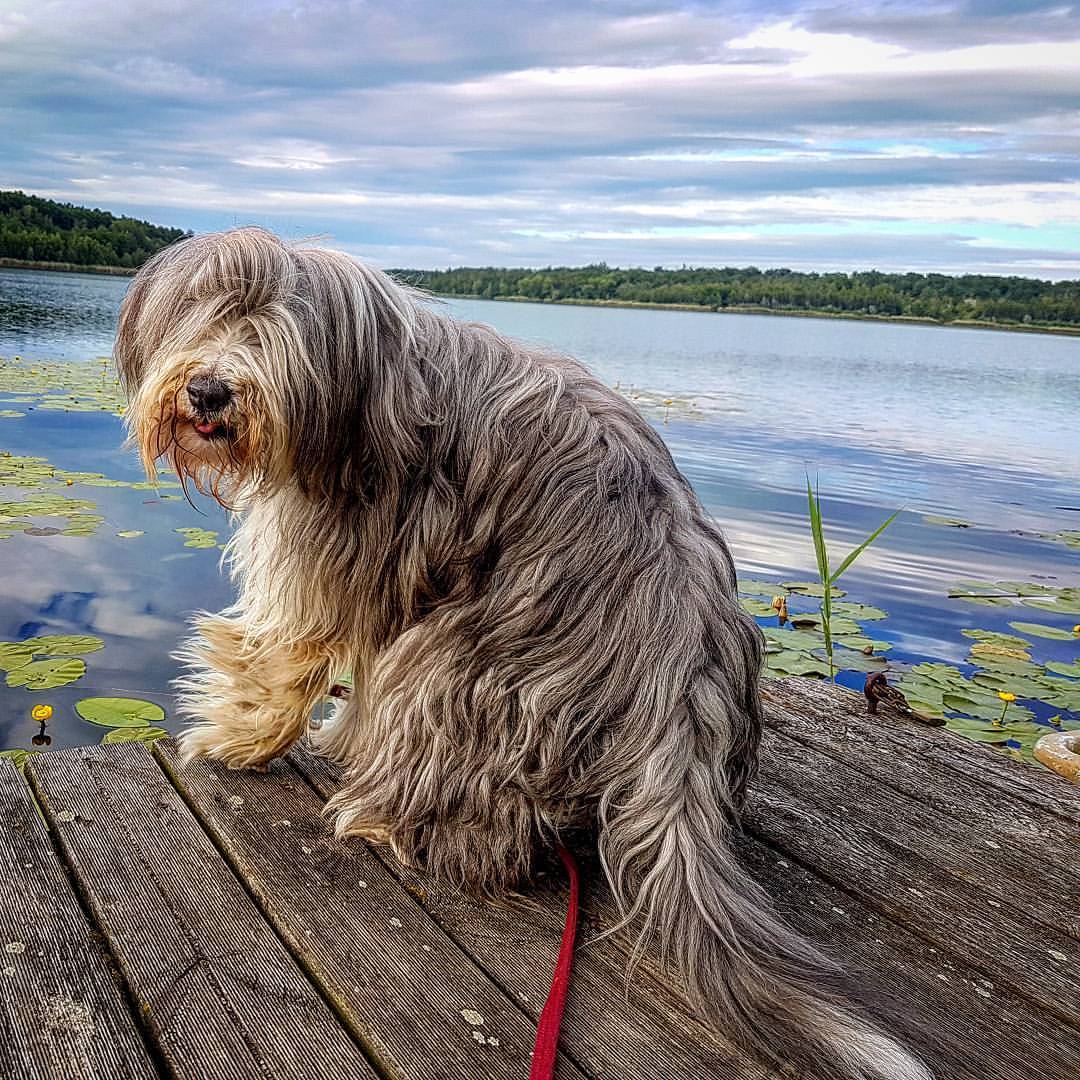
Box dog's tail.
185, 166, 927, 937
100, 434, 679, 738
597, 696, 931, 1079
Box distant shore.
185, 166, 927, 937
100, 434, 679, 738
4, 259, 1079, 337
431, 291, 1080, 338
0, 257, 136, 277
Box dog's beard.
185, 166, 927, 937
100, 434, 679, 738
129, 368, 268, 509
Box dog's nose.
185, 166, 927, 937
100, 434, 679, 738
187, 375, 232, 414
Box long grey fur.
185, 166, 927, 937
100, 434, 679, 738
115, 226, 931, 1080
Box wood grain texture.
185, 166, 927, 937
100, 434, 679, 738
290, 743, 776, 1080
0, 762, 158, 1080
746, 746, 1080, 1026
737, 835, 1079, 1080
154, 738, 589, 1080
762, 678, 1080, 824
25, 743, 381, 1080
762, 680, 1079, 877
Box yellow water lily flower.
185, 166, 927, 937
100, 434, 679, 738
31, 704, 53, 722
997, 691, 1016, 703
1073, 625, 1080, 634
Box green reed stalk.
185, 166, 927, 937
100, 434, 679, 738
806, 477, 899, 681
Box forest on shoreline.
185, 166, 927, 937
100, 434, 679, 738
0, 190, 188, 270
395, 264, 1080, 331
3, 190, 1078, 330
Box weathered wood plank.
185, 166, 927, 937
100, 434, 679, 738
294, 742, 1080, 1080
289, 744, 775, 1080
762, 680, 1079, 878
0, 762, 158, 1080
759, 731, 1079, 940
745, 753, 1080, 1028
153, 739, 590, 1080
736, 835, 1079, 1080
762, 678, 1080, 825
26, 744, 381, 1080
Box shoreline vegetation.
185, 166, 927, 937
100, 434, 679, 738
3, 189, 1079, 337
395, 265, 1080, 337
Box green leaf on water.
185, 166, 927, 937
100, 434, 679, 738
0, 748, 37, 769
175, 527, 219, 548
923, 515, 972, 528
24, 634, 104, 656
1007, 621, 1079, 641
1044, 660, 1080, 679
0, 642, 35, 671
739, 597, 777, 617
832, 601, 888, 621
6, 657, 86, 690
116, 530, 144, 538
75, 697, 165, 728
101, 726, 169, 745
737, 578, 783, 597
962, 628, 1032, 650
781, 581, 847, 598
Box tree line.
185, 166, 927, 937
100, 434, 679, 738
0, 190, 189, 270
394, 264, 1080, 329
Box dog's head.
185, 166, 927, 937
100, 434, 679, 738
115, 226, 427, 504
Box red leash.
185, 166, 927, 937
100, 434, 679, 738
528, 845, 580, 1080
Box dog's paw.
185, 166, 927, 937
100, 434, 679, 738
177, 724, 275, 771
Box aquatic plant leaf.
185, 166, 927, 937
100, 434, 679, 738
945, 715, 1042, 744
101, 726, 168, 745
738, 578, 782, 597
75, 697, 165, 728
739, 597, 777, 617
1008, 621, 1079, 641
0, 748, 36, 768
1044, 660, 1080, 679
175, 526, 219, 548
961, 628, 1032, 650
0, 642, 35, 671
116, 530, 144, 538
24, 634, 104, 656
968, 641, 1032, 663
781, 581, 846, 598
829, 648, 889, 673
831, 601, 887, 621
6, 657, 86, 690
922, 515, 972, 528
943, 692, 1034, 723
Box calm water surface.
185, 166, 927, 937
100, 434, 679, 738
1, 267, 1077, 752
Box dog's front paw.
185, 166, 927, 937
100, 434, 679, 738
177, 724, 275, 771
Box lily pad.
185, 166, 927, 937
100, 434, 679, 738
0, 748, 36, 768
101, 726, 169, 745
739, 597, 777, 617
75, 697, 165, 728
923, 515, 972, 528
116, 530, 144, 538
176, 527, 219, 549
0, 643, 34, 671
24, 634, 104, 656
737, 578, 782, 597
1045, 660, 1080, 679
832, 601, 887, 621
6, 657, 86, 691
782, 581, 846, 598
962, 628, 1032, 650
945, 715, 1042, 744
943, 692, 1034, 724
1007, 621, 1078, 641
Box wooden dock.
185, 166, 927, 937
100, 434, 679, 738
1, 678, 1077, 1080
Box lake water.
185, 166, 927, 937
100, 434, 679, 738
1, 266, 1078, 760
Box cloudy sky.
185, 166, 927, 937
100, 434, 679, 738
2, 1, 1079, 276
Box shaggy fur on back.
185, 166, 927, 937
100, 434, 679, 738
115, 227, 931, 1080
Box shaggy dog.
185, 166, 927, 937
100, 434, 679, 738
115, 227, 929, 1080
